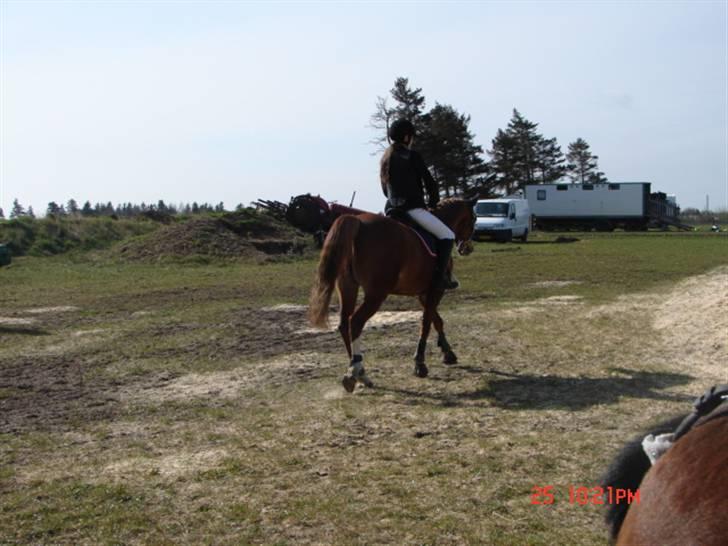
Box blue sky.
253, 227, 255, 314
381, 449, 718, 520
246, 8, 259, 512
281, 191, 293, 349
1, 0, 726, 215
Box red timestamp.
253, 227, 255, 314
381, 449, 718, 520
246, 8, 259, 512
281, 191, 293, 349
531, 485, 640, 506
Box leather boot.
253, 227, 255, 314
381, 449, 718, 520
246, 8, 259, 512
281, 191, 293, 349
433, 239, 459, 290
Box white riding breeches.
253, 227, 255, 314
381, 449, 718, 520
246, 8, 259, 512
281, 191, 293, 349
407, 208, 455, 240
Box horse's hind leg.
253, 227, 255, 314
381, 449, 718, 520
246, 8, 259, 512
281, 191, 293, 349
336, 275, 359, 359
341, 292, 385, 392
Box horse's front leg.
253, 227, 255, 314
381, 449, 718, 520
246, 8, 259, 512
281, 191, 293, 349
418, 296, 458, 364
433, 311, 457, 365
414, 294, 439, 378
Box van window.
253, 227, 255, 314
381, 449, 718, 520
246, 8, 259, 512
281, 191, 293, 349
583, 184, 594, 190
537, 190, 546, 200
608, 183, 620, 190
556, 184, 568, 191
475, 202, 508, 217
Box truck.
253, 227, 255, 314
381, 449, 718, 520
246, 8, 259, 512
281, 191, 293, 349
474, 196, 531, 242
524, 182, 685, 231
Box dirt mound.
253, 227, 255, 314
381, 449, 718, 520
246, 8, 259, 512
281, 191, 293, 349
116, 211, 310, 261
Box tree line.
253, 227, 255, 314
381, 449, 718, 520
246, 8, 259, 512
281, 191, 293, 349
372, 77, 607, 198
0, 199, 242, 221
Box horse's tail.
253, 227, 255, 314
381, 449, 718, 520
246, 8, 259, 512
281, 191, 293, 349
308, 215, 360, 328
601, 413, 687, 540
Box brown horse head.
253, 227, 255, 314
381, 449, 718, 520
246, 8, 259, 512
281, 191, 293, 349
433, 198, 477, 255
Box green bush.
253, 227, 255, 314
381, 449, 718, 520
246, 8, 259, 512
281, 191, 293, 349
0, 216, 158, 257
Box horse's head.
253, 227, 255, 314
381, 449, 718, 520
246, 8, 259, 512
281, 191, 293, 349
434, 198, 478, 256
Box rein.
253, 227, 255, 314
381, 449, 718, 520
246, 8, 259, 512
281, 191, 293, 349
434, 199, 476, 256
673, 383, 728, 440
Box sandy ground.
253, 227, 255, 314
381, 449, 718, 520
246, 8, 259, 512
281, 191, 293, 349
113, 266, 727, 409
2, 268, 725, 433
652, 267, 727, 382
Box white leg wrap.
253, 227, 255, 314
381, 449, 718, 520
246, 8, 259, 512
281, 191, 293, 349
352, 338, 362, 357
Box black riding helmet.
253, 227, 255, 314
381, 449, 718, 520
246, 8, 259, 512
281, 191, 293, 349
388, 118, 415, 144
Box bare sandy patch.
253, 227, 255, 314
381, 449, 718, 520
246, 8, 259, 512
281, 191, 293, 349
366, 310, 421, 327
73, 328, 106, 337
35, 330, 114, 356
262, 304, 307, 312
24, 306, 80, 314
121, 353, 328, 404
294, 310, 420, 335
652, 266, 728, 381
529, 280, 583, 288
585, 293, 657, 320
534, 295, 583, 304
0, 317, 37, 326
102, 448, 229, 480
496, 295, 584, 317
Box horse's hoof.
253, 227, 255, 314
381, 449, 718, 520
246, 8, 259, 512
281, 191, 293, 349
414, 363, 429, 378
443, 351, 458, 365
342, 375, 356, 393
360, 376, 374, 388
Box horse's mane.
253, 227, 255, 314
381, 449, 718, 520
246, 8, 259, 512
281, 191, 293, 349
434, 197, 472, 223
435, 197, 469, 208
601, 413, 687, 541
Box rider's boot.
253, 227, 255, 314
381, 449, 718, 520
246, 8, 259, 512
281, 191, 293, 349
433, 239, 459, 291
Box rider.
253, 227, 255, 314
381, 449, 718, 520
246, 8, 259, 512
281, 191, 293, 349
380, 118, 459, 290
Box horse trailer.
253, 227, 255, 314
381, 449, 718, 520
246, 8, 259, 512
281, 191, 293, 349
524, 182, 685, 231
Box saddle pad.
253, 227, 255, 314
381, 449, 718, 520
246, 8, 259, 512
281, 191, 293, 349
386, 213, 437, 257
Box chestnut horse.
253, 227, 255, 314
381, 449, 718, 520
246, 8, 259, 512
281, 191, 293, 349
602, 386, 728, 545
308, 198, 477, 392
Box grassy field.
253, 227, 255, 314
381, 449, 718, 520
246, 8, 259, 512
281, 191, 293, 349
1, 231, 727, 545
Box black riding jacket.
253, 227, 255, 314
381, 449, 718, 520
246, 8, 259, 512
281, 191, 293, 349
380, 143, 439, 213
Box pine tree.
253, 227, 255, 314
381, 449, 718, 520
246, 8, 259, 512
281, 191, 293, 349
507, 109, 541, 186
488, 109, 566, 193
418, 103, 488, 197
390, 77, 426, 121
27, 206, 36, 219
488, 129, 521, 195
81, 201, 94, 216
535, 137, 566, 183
371, 77, 489, 199
0, 208, 4, 219
10, 199, 25, 219
369, 77, 427, 151
47, 202, 61, 216
566, 138, 603, 183
67, 199, 79, 215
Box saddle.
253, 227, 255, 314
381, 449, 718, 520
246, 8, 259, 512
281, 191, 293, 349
642, 384, 728, 464
385, 209, 437, 257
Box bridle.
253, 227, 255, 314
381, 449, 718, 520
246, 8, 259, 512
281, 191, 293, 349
455, 207, 476, 256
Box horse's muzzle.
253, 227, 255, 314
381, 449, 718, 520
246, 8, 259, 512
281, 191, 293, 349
457, 240, 474, 256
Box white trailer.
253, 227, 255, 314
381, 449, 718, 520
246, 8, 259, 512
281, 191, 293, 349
524, 182, 681, 231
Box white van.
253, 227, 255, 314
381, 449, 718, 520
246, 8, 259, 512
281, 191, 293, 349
474, 197, 531, 242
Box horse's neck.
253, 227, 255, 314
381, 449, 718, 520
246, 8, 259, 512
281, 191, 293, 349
434, 206, 459, 230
